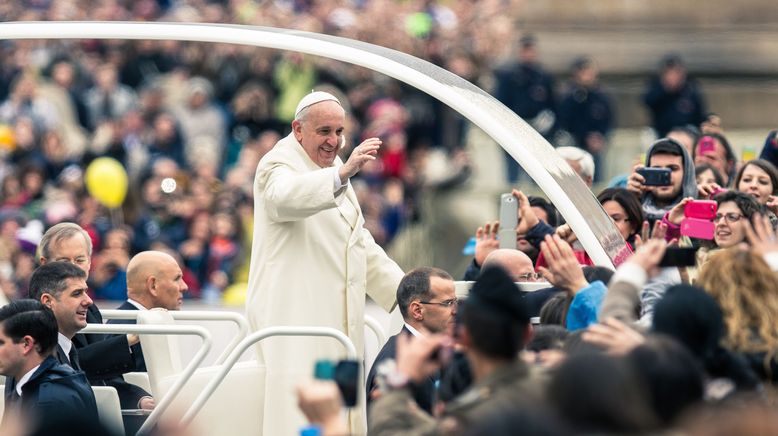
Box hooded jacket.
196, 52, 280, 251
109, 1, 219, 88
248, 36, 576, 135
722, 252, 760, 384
642, 138, 697, 222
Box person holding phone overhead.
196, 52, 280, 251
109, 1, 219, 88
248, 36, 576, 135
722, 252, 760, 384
627, 138, 697, 224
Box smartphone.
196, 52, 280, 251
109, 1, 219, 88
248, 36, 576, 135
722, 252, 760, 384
684, 200, 717, 220
499, 193, 518, 249
680, 217, 715, 240
698, 136, 716, 154
637, 167, 672, 186
658, 247, 698, 267
334, 360, 360, 407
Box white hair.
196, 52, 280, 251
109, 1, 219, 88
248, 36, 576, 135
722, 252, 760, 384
556, 146, 595, 181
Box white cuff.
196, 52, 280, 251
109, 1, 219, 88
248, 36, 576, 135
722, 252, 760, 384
332, 168, 347, 192
764, 252, 778, 272
611, 262, 648, 289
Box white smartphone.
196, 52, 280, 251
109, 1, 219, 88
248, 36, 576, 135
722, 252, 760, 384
499, 193, 518, 249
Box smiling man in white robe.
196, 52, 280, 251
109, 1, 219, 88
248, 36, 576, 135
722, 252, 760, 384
247, 91, 404, 435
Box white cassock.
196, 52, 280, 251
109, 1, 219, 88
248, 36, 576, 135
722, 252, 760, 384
246, 133, 403, 435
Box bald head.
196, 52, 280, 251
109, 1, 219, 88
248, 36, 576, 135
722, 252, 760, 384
482, 249, 535, 282
126, 251, 188, 310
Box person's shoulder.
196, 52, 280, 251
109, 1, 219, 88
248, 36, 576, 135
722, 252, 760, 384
445, 362, 537, 414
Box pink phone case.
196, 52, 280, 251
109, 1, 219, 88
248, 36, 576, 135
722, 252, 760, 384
680, 218, 715, 240
698, 137, 716, 154
684, 200, 717, 220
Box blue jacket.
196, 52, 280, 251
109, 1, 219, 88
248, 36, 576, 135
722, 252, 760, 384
565, 280, 607, 331
3, 355, 98, 423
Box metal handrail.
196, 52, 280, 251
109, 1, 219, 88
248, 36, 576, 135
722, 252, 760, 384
364, 315, 386, 347
81, 323, 212, 436
180, 326, 356, 427
100, 309, 249, 364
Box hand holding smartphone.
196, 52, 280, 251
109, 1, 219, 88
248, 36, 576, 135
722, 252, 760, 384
697, 136, 716, 155
658, 247, 698, 267
680, 199, 717, 240
314, 359, 360, 407
499, 193, 518, 249
636, 167, 672, 186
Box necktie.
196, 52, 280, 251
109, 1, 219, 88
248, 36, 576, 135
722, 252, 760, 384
68, 347, 82, 372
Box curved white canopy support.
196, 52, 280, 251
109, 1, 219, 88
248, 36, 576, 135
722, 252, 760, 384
0, 21, 629, 267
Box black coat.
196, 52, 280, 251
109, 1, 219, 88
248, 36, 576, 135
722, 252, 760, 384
558, 84, 613, 150
3, 355, 98, 423
107, 301, 146, 372
365, 326, 437, 415
642, 76, 706, 137
75, 304, 137, 378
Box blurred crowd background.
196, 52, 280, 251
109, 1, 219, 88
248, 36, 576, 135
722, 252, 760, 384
0, 0, 776, 302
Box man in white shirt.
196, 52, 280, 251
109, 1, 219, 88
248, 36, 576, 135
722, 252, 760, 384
0, 299, 97, 427
108, 251, 189, 370
365, 267, 457, 415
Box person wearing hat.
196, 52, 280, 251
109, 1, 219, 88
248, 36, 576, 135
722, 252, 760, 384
368, 266, 543, 435
246, 91, 404, 435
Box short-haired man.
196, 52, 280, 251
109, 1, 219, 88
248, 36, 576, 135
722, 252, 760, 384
38, 222, 139, 378
28, 261, 153, 410
627, 138, 698, 223
365, 267, 455, 415
0, 299, 98, 426
108, 251, 189, 371
369, 266, 543, 434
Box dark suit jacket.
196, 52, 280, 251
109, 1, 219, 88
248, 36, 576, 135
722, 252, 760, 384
107, 300, 146, 371
57, 341, 150, 410
3, 355, 98, 424
74, 304, 136, 378
365, 326, 437, 415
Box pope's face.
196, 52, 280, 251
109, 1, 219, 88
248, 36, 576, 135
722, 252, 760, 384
293, 101, 346, 168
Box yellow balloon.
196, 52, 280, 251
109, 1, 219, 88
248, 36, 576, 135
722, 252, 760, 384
85, 157, 128, 208
0, 124, 15, 151
222, 282, 248, 306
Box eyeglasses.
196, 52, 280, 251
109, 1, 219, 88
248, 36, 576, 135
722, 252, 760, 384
714, 212, 743, 223
516, 272, 541, 282
419, 299, 458, 308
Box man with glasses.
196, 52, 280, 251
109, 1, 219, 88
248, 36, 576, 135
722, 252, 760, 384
366, 267, 456, 415
482, 249, 539, 283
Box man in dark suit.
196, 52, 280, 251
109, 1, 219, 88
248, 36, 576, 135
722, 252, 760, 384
38, 222, 139, 380
0, 299, 98, 427
28, 260, 153, 412
108, 250, 189, 371
493, 34, 557, 183
366, 267, 456, 415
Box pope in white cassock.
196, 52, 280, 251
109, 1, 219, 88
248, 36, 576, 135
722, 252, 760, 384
246, 91, 404, 435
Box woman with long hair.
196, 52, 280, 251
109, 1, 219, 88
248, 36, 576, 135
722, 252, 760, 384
697, 249, 778, 382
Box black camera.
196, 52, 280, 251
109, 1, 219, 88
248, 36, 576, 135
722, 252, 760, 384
314, 359, 360, 407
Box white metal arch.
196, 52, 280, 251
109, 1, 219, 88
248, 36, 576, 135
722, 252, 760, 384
0, 21, 628, 267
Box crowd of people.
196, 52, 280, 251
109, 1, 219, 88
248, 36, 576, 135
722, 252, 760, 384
0, 0, 736, 304
297, 129, 778, 434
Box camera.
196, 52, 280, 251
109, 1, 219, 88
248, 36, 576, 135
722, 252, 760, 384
314, 359, 360, 407
636, 167, 672, 186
